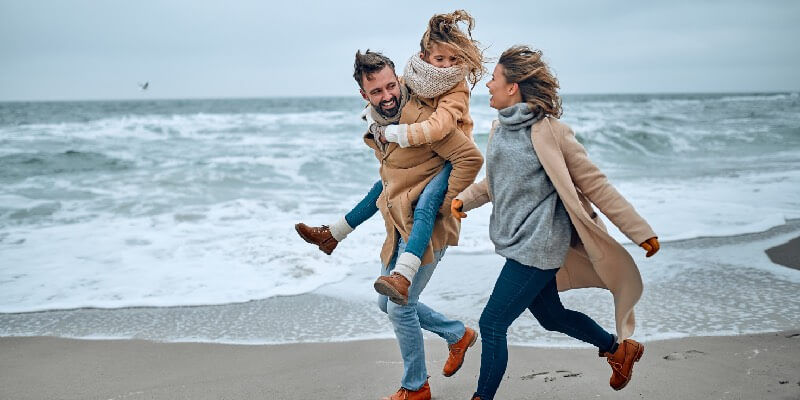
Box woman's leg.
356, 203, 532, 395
529, 276, 617, 353
392, 162, 452, 281
474, 259, 557, 400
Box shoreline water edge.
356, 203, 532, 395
2, 219, 799, 346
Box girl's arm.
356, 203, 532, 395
383, 81, 470, 147
559, 125, 656, 245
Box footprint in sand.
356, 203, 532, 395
663, 349, 706, 360
521, 370, 582, 381
521, 371, 549, 380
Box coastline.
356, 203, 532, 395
3, 219, 800, 346
2, 331, 799, 400
1, 220, 799, 399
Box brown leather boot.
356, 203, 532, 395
381, 379, 431, 400
294, 223, 338, 255
374, 273, 410, 305
602, 338, 644, 391
443, 326, 477, 377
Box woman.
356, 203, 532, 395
452, 45, 660, 400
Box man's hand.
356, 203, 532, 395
451, 199, 467, 220
640, 237, 660, 257
368, 123, 388, 144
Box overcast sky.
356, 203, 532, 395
1, 0, 798, 101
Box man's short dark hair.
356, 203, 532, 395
353, 50, 396, 89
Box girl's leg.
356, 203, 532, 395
329, 179, 383, 241
474, 259, 557, 400
392, 162, 452, 281
528, 276, 617, 353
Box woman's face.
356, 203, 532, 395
486, 64, 519, 110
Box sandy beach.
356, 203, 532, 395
1, 331, 799, 400
1, 222, 799, 399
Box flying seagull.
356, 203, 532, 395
138, 82, 149, 91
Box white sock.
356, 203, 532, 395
328, 216, 354, 242
392, 252, 422, 282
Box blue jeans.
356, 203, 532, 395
474, 258, 616, 400
378, 238, 466, 391
345, 162, 452, 260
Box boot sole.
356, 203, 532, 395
612, 343, 644, 391
443, 329, 478, 377
294, 224, 333, 255
374, 279, 408, 306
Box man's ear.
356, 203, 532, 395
509, 82, 519, 96
360, 89, 368, 101
418, 51, 425, 60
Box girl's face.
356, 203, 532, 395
487, 64, 520, 110
421, 42, 460, 68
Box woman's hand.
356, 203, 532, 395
451, 199, 467, 220
640, 237, 660, 257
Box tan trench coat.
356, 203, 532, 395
456, 117, 656, 340
363, 91, 484, 267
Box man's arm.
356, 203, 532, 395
430, 129, 484, 216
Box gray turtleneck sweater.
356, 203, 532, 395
487, 102, 572, 269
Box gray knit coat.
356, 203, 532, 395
487, 102, 572, 269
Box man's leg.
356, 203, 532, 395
381, 240, 463, 391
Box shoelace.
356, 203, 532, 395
607, 358, 629, 378
394, 388, 409, 400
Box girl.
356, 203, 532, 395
296, 10, 485, 306
452, 46, 660, 399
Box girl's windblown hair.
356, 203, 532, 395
498, 45, 562, 118
420, 10, 487, 89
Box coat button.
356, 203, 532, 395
387, 203, 392, 208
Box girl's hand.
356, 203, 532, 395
451, 199, 467, 220
368, 123, 388, 144
640, 237, 660, 257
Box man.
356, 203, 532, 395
296, 50, 483, 400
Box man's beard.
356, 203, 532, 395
374, 94, 401, 118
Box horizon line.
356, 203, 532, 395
1, 90, 797, 104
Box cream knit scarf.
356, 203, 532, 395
369, 82, 411, 126
402, 53, 468, 99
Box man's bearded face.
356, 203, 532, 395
360, 66, 402, 118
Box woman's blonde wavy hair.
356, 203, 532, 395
498, 45, 562, 118
419, 10, 487, 89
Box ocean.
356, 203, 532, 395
1, 93, 799, 345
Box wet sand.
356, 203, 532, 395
1, 331, 799, 400
766, 236, 800, 270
